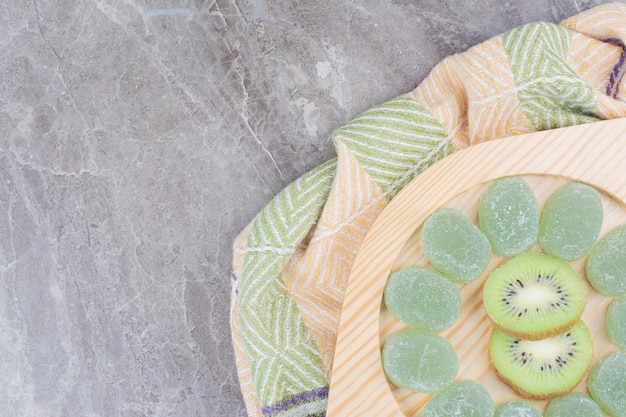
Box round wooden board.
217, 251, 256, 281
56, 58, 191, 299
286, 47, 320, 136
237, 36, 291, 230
327, 118, 626, 417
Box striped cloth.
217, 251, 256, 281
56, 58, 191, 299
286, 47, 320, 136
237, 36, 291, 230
230, 4, 626, 416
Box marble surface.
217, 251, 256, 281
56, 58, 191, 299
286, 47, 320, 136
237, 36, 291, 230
0, 1, 620, 416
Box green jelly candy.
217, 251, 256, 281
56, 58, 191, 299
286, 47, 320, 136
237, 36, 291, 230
494, 401, 541, 417
381, 329, 458, 393
423, 380, 494, 417
588, 351, 626, 417
607, 297, 626, 350
479, 176, 539, 257
384, 266, 461, 332
586, 225, 626, 296
544, 392, 604, 417
421, 208, 492, 282
539, 182, 603, 261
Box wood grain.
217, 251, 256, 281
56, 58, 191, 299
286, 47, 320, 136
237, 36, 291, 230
327, 119, 626, 417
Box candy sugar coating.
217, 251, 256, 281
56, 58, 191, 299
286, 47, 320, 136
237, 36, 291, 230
494, 401, 541, 417
538, 182, 603, 261
588, 351, 626, 417
606, 296, 626, 350
384, 266, 461, 331
421, 208, 492, 282
544, 392, 604, 417
479, 176, 539, 257
381, 329, 458, 393
423, 380, 494, 417
586, 224, 626, 296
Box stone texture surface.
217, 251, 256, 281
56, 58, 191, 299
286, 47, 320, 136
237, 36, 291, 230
0, 1, 620, 416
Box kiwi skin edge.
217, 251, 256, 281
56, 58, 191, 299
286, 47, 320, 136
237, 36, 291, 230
489, 359, 587, 400
487, 325, 593, 400
490, 315, 581, 341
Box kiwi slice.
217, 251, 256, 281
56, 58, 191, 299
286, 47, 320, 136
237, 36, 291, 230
489, 321, 593, 400
483, 253, 585, 340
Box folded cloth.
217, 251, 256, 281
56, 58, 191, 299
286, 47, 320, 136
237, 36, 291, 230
230, 3, 626, 416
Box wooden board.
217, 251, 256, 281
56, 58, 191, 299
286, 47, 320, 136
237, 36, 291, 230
327, 118, 626, 416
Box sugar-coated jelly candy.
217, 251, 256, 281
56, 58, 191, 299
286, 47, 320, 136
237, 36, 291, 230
544, 392, 603, 417
539, 182, 603, 261
381, 329, 458, 393
588, 351, 626, 417
384, 266, 461, 331
494, 401, 541, 417
586, 224, 626, 297
421, 208, 491, 282
423, 380, 494, 417
479, 176, 539, 257
606, 296, 626, 350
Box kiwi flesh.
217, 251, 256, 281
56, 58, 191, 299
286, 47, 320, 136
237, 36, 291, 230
483, 253, 585, 340
489, 320, 593, 400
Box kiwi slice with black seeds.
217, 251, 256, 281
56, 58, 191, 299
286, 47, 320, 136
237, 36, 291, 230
483, 253, 585, 340
489, 320, 593, 400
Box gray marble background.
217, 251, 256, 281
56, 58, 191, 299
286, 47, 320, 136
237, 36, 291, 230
0, 1, 620, 416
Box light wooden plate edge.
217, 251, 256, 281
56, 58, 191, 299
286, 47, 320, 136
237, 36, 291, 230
327, 118, 626, 417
